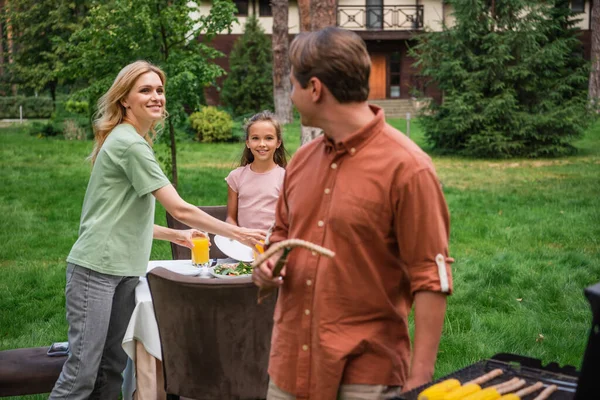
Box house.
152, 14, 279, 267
200, 0, 593, 114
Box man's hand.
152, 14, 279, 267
252, 251, 285, 289
401, 372, 433, 393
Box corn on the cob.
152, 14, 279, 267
417, 379, 461, 400
498, 395, 519, 400
441, 383, 482, 400
462, 387, 503, 400
462, 379, 527, 400
437, 369, 506, 400
418, 369, 505, 400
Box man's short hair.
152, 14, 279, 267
289, 27, 370, 103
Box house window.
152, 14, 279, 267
366, 0, 383, 30
389, 52, 401, 98
233, 0, 249, 16
571, 0, 585, 13
259, 0, 272, 17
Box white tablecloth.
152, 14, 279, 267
122, 260, 205, 362
121, 259, 231, 400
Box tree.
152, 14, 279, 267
272, 0, 293, 124
412, 0, 589, 158
310, 0, 336, 29
221, 15, 273, 117
2, 0, 88, 101
299, 0, 337, 145
590, 0, 600, 109
298, 0, 311, 32
64, 0, 236, 188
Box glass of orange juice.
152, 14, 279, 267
253, 240, 265, 260
191, 235, 210, 267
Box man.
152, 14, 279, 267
253, 27, 453, 400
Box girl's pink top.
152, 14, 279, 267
225, 164, 285, 231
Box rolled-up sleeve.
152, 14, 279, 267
225, 169, 240, 193
395, 167, 453, 295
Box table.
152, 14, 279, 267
122, 259, 232, 400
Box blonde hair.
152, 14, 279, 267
89, 61, 167, 163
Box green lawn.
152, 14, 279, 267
1, 119, 599, 399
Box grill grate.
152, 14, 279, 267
397, 356, 578, 400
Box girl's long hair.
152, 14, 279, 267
89, 61, 167, 164
239, 110, 288, 168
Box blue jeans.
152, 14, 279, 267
49, 263, 138, 400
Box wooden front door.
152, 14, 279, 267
369, 53, 386, 100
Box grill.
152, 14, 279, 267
398, 354, 578, 400
396, 282, 600, 400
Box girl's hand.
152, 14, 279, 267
252, 251, 285, 289
237, 227, 266, 247
172, 229, 208, 249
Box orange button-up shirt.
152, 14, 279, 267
268, 106, 453, 399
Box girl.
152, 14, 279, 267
225, 111, 288, 232
50, 61, 264, 399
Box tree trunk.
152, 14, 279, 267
272, 0, 293, 124
0, 12, 4, 89
168, 119, 178, 189
157, 4, 177, 188
590, 0, 600, 110
49, 81, 57, 109
5, 0, 17, 95
310, 0, 336, 30
298, 0, 311, 32
298, 0, 338, 145
301, 126, 323, 144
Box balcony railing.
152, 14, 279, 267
337, 5, 424, 31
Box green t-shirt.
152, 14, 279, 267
67, 124, 170, 276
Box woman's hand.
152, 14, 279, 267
236, 227, 266, 247
171, 229, 208, 249
252, 251, 285, 289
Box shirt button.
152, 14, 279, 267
311, 251, 317, 256
302, 344, 309, 351
324, 188, 331, 194
350, 147, 356, 154
306, 280, 312, 286
305, 309, 310, 315
331, 163, 338, 170
317, 220, 324, 227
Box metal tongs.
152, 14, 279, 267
252, 239, 335, 304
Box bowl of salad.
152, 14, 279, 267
210, 261, 253, 279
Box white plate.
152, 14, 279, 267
151, 263, 213, 277
209, 270, 251, 280
214, 235, 254, 262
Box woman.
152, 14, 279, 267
50, 61, 264, 399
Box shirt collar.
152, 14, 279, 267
322, 105, 385, 156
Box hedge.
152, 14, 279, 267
0, 96, 54, 119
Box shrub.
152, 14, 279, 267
0, 96, 54, 119
53, 101, 93, 139
63, 119, 86, 141
189, 107, 234, 143
29, 121, 62, 138
65, 99, 89, 115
